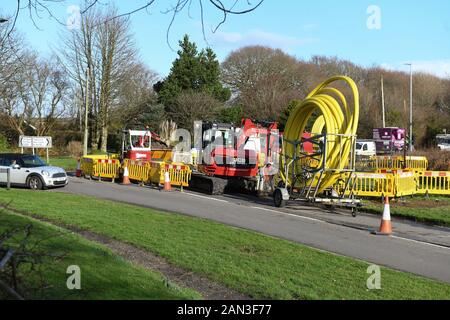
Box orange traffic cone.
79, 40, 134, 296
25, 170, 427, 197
372, 196, 392, 235
122, 165, 131, 185
75, 158, 82, 177
163, 171, 172, 191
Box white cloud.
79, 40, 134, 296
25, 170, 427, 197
409, 60, 450, 79
209, 29, 318, 51
381, 60, 450, 79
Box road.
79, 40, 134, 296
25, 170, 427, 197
55, 177, 450, 284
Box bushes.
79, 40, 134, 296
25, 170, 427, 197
0, 134, 10, 152
413, 149, 450, 171
66, 141, 83, 158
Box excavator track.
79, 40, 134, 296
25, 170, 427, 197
189, 173, 253, 195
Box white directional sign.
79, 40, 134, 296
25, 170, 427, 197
19, 136, 52, 149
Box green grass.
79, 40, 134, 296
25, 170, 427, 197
0, 189, 449, 300
363, 196, 450, 227
0, 209, 200, 300
47, 157, 78, 171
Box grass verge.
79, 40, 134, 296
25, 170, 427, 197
363, 196, 450, 227
0, 209, 199, 300
47, 157, 78, 171
0, 189, 449, 300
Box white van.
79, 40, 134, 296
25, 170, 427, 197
356, 140, 376, 157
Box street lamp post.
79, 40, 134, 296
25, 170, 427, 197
404, 63, 413, 152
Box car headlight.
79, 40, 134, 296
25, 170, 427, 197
41, 171, 50, 177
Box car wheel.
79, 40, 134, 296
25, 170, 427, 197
28, 175, 43, 190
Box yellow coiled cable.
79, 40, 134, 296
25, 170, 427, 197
281, 76, 359, 194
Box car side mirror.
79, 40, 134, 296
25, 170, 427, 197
12, 164, 20, 169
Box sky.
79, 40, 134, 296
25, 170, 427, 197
1, 0, 450, 78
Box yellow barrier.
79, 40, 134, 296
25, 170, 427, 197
361, 156, 429, 172
415, 171, 450, 195
394, 172, 417, 197
81, 157, 120, 181
82, 154, 120, 161
340, 172, 395, 198
336, 170, 448, 198
80, 157, 95, 177
123, 159, 192, 187
163, 163, 192, 187
125, 159, 150, 183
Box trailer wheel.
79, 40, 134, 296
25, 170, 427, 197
274, 189, 286, 208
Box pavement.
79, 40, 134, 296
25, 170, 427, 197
54, 176, 450, 284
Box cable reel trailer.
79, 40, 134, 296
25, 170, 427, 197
273, 133, 361, 216
273, 76, 362, 216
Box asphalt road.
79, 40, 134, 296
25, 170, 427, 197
55, 177, 450, 284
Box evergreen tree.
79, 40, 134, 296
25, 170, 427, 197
155, 34, 231, 112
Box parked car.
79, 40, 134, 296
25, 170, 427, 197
0, 153, 68, 190
355, 140, 376, 157
436, 134, 450, 151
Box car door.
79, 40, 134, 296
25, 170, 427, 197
10, 156, 32, 185
0, 155, 8, 184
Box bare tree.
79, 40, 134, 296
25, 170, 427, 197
171, 91, 221, 130
221, 46, 312, 120
59, 7, 139, 151
112, 61, 159, 129
95, 9, 137, 151
1, 53, 69, 136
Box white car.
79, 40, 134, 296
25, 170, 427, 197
0, 153, 68, 190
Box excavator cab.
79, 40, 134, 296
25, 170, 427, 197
121, 129, 152, 161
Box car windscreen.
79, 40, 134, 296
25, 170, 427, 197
17, 155, 47, 168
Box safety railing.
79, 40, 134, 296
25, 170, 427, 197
162, 163, 192, 187
394, 171, 417, 197
81, 157, 120, 181
336, 170, 449, 198
95, 159, 121, 180
123, 159, 192, 187
80, 157, 95, 177
415, 171, 450, 196
339, 172, 395, 198
124, 159, 150, 184
356, 156, 428, 172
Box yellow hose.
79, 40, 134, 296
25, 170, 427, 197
281, 76, 359, 194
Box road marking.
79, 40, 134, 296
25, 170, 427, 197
250, 206, 324, 223
184, 192, 230, 203
391, 235, 450, 251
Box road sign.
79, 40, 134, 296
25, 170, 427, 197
19, 136, 52, 149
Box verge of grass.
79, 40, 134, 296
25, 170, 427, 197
363, 196, 450, 227
0, 189, 449, 300
0, 208, 199, 300
47, 157, 78, 171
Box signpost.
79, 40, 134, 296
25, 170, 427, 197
19, 136, 52, 163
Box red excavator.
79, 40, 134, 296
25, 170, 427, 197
189, 118, 280, 194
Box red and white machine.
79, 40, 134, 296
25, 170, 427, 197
121, 129, 171, 162
190, 119, 280, 194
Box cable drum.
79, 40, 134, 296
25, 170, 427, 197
280, 76, 360, 195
